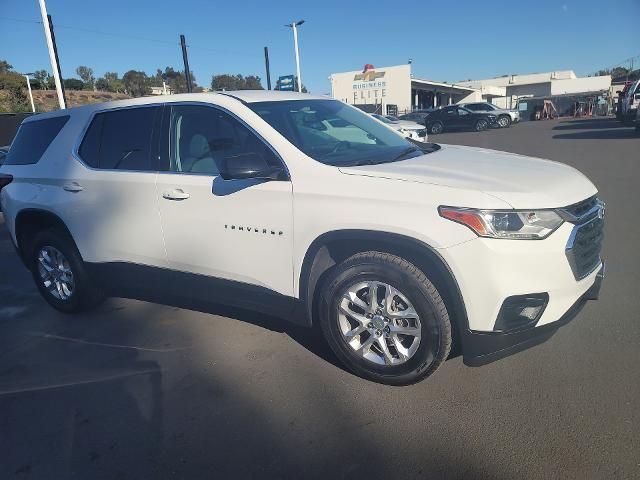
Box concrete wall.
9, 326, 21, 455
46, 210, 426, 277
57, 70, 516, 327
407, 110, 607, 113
330, 64, 412, 113
551, 75, 612, 95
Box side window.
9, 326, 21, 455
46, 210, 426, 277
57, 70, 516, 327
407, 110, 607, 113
168, 105, 281, 175
5, 116, 69, 165
458, 108, 470, 116
465, 104, 478, 111
445, 107, 457, 115
79, 106, 159, 171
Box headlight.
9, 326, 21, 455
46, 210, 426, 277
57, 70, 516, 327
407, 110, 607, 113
439, 206, 564, 239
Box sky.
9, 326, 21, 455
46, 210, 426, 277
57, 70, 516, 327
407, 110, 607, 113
1, 0, 638, 94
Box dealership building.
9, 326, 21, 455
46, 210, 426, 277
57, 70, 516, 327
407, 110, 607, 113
330, 64, 483, 116
330, 63, 611, 116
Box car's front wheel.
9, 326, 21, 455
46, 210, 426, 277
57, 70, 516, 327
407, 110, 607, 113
475, 119, 488, 131
28, 229, 105, 313
497, 115, 511, 128
319, 252, 452, 385
429, 122, 443, 135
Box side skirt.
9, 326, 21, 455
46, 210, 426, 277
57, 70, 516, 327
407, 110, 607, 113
85, 262, 310, 327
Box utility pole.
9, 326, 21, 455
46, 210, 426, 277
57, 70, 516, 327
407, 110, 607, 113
264, 47, 272, 90
180, 34, 193, 93
38, 0, 66, 109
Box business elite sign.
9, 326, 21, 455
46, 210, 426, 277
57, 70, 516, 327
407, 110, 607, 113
278, 75, 295, 91
353, 64, 386, 90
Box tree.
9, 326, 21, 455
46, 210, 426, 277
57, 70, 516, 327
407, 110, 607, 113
96, 71, 126, 93
0, 60, 13, 74
122, 70, 150, 97
150, 66, 196, 94
76, 66, 95, 90
64, 78, 84, 90
0, 71, 30, 112
244, 75, 264, 90
211, 74, 264, 91
33, 70, 51, 90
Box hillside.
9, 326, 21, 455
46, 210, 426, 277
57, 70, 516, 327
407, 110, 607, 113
0, 89, 131, 112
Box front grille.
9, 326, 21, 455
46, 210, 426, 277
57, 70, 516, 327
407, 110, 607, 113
560, 196, 598, 222
566, 216, 604, 279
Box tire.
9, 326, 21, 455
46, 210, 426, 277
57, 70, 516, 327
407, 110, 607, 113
429, 122, 443, 135
28, 228, 105, 313
475, 119, 488, 131
319, 252, 452, 385
497, 115, 511, 128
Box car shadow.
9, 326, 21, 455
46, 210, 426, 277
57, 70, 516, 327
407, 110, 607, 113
552, 118, 627, 131
552, 128, 638, 140
110, 288, 348, 372
552, 117, 625, 130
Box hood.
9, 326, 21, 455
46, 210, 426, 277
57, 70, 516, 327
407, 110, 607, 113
395, 120, 424, 130
339, 144, 597, 209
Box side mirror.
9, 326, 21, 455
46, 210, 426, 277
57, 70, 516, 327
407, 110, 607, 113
216, 152, 285, 181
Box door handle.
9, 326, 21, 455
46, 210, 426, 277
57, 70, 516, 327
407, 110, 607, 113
63, 182, 84, 192
162, 189, 190, 200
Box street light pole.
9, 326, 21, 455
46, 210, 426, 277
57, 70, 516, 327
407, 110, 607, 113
38, 0, 65, 109
24, 74, 36, 113
286, 20, 305, 92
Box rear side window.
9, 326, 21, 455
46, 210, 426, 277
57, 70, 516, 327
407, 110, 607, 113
4, 116, 69, 165
79, 106, 159, 170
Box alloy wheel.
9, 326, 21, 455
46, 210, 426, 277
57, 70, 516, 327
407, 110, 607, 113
37, 246, 75, 301
337, 281, 422, 366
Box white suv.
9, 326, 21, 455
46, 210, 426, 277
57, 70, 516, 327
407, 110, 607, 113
461, 102, 521, 128
0, 91, 605, 385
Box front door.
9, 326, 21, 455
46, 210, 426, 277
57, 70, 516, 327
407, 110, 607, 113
154, 103, 294, 303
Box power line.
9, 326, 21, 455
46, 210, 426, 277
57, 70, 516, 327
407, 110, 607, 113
0, 16, 42, 25
0, 15, 264, 60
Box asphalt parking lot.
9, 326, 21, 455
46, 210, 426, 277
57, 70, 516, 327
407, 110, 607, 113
1, 117, 638, 480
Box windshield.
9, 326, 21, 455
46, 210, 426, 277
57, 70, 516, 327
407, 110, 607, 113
386, 115, 400, 122
371, 113, 393, 124
248, 100, 437, 166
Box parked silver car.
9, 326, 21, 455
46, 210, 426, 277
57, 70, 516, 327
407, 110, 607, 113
460, 102, 520, 128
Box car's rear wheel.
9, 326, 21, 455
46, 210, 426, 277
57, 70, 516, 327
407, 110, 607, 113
475, 119, 488, 131
28, 229, 105, 313
429, 122, 443, 135
319, 252, 452, 385
497, 115, 511, 128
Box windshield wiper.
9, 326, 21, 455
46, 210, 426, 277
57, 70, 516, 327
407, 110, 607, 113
391, 146, 420, 162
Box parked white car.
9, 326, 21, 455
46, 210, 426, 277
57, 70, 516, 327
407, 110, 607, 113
461, 102, 520, 128
371, 113, 427, 141
621, 79, 640, 125
0, 91, 604, 385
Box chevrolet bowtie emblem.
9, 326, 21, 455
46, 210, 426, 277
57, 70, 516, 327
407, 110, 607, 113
354, 70, 385, 82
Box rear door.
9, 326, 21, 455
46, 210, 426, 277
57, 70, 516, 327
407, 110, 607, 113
442, 106, 463, 129
69, 105, 167, 269
456, 107, 475, 128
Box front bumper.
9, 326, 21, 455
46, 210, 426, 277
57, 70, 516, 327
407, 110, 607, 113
437, 216, 604, 365
462, 263, 604, 366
